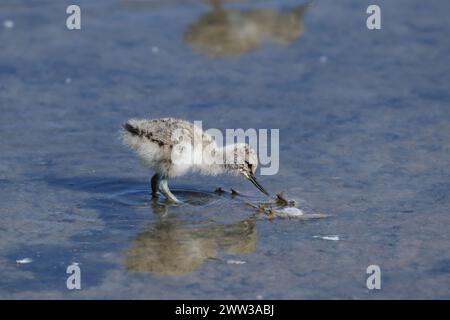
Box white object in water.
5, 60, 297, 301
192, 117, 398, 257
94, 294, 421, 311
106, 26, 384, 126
16, 258, 33, 264
3, 20, 14, 29
227, 260, 246, 265
280, 207, 304, 217
313, 235, 340, 241
121, 118, 269, 203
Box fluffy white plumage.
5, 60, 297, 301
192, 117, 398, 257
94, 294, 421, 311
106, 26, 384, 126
122, 118, 257, 177
121, 118, 268, 202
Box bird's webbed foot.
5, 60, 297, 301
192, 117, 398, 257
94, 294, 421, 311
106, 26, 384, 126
159, 178, 182, 203
151, 174, 182, 203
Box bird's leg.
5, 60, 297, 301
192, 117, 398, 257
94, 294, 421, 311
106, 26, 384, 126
158, 177, 182, 203
151, 173, 162, 198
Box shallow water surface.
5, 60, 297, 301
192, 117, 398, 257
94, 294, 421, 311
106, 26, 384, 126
1, 0, 450, 299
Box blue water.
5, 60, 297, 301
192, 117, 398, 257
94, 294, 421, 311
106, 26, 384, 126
1, 0, 449, 299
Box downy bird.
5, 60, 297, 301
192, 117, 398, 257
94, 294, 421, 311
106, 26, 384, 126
121, 118, 269, 203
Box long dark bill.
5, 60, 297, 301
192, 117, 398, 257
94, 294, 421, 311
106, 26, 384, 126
247, 173, 270, 196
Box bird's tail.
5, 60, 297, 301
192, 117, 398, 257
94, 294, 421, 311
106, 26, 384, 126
123, 122, 141, 136
121, 121, 144, 151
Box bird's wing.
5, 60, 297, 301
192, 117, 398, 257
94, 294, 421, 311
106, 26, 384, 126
123, 120, 175, 147
125, 118, 215, 148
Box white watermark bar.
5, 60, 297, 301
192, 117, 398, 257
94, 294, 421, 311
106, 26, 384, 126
170, 120, 279, 176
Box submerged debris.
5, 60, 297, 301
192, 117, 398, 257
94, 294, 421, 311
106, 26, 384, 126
213, 187, 328, 220
247, 193, 329, 220
230, 189, 240, 196
214, 187, 239, 195
275, 193, 296, 207
214, 187, 225, 194
277, 207, 304, 217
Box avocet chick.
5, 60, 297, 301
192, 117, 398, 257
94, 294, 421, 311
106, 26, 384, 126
121, 118, 269, 203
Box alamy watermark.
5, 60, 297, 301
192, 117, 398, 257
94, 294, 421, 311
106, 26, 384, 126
66, 5, 81, 30
366, 5, 381, 30
366, 265, 381, 290
170, 121, 279, 176
66, 263, 81, 290
66, 4, 381, 31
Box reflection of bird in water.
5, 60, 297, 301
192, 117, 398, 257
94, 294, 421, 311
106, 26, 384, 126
122, 118, 269, 203
185, 1, 308, 57
124, 208, 257, 275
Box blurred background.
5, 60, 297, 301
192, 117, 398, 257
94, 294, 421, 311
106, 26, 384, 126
0, 0, 449, 299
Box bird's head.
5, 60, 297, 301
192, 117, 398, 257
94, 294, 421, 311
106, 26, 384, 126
224, 143, 270, 196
